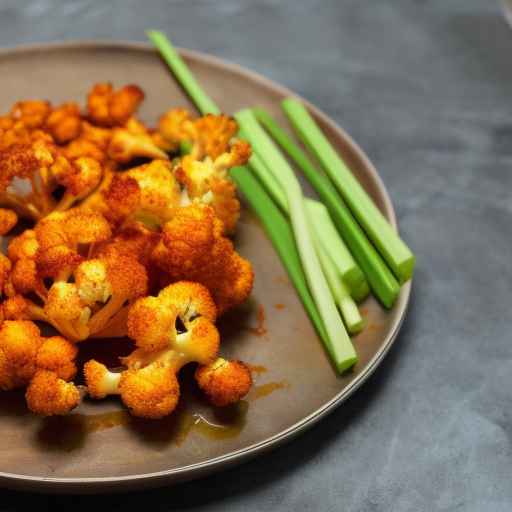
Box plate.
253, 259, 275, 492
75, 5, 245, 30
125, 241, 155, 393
0, 42, 411, 493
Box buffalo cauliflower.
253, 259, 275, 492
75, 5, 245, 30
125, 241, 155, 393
84, 281, 219, 418
151, 204, 253, 314
0, 320, 79, 415
175, 139, 251, 233
87, 83, 144, 127
195, 357, 252, 406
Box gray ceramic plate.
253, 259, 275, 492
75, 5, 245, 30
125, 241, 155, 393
0, 42, 411, 493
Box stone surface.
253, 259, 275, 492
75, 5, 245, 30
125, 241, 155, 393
1, 0, 511, 510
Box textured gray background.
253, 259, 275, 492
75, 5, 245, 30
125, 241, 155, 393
0, 0, 511, 510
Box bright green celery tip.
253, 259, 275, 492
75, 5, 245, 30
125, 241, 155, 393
281, 97, 415, 283
147, 30, 220, 116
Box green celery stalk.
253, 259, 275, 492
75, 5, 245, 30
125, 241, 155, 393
305, 199, 368, 301
230, 167, 329, 345
238, 127, 288, 212
235, 108, 357, 372
310, 227, 364, 335
146, 30, 220, 115
241, 128, 365, 299
242, 147, 369, 308
253, 107, 399, 307
281, 98, 415, 283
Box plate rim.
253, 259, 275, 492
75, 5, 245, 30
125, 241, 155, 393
0, 40, 411, 492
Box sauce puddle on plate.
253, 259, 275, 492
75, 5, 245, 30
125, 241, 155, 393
251, 381, 289, 400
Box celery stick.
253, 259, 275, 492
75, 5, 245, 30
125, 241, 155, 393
305, 199, 368, 301
238, 127, 288, 212
241, 129, 365, 299
254, 107, 398, 307
311, 228, 364, 335
235, 109, 357, 372
146, 30, 220, 115
248, 149, 369, 310
281, 98, 415, 283
230, 167, 329, 345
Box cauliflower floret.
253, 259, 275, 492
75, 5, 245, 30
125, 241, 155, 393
74, 259, 112, 304
35, 208, 111, 281
2, 294, 45, 321
50, 156, 103, 210
0, 139, 102, 220
87, 83, 144, 127
119, 365, 180, 419
42, 252, 147, 341
0, 320, 42, 389
195, 357, 252, 406
103, 159, 180, 228
36, 336, 78, 381
63, 121, 112, 163
0, 208, 18, 235
7, 229, 38, 261
44, 282, 91, 341
10, 100, 51, 130
0, 320, 79, 416
157, 111, 239, 160
151, 204, 254, 314
108, 118, 169, 164
0, 140, 58, 220
83, 359, 121, 398
85, 281, 220, 418
157, 109, 197, 153
175, 140, 251, 233
25, 370, 80, 416
45, 103, 82, 144
194, 114, 239, 160
128, 281, 217, 352
94, 224, 160, 268
126, 296, 176, 352
3, 231, 44, 298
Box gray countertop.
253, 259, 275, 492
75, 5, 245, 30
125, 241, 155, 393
1, 0, 511, 510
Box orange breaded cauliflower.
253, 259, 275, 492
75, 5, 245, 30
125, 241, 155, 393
0, 140, 56, 220
0, 136, 106, 223
94, 224, 161, 268
195, 357, 252, 406
63, 121, 113, 163
158, 110, 239, 160
84, 281, 219, 418
34, 208, 111, 281
156, 109, 197, 153
45, 102, 82, 144
10, 100, 51, 130
175, 139, 251, 233
108, 118, 168, 164
0, 208, 17, 236
0, 320, 79, 416
87, 83, 144, 127
4, 229, 43, 297
0, 85, 256, 421
103, 159, 180, 228
41, 251, 148, 341
151, 204, 254, 314
49, 156, 103, 211
26, 370, 81, 416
